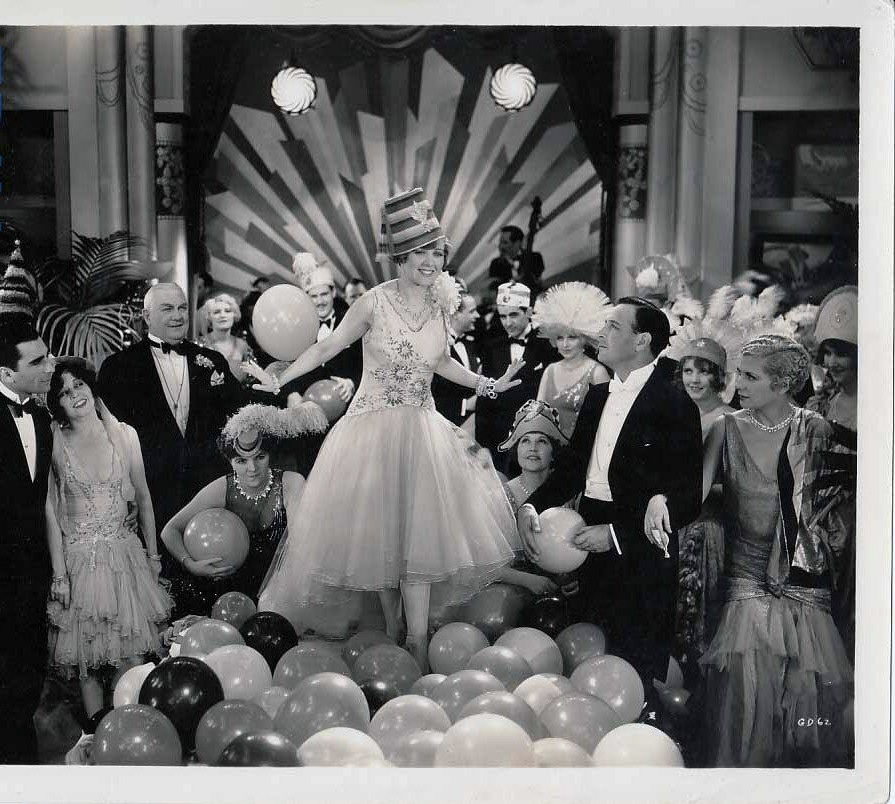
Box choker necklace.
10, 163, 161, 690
745, 403, 797, 433
518, 475, 543, 500
234, 470, 273, 502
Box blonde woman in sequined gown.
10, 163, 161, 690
249, 189, 523, 670
44, 359, 172, 720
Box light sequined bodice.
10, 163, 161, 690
346, 282, 450, 416
543, 365, 592, 437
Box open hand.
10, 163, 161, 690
524, 574, 559, 596
494, 359, 525, 393
240, 361, 279, 393
571, 524, 613, 553
185, 556, 235, 578
331, 377, 355, 403
517, 503, 541, 558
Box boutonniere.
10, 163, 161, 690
210, 371, 225, 387
195, 354, 215, 370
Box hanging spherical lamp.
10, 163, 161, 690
271, 66, 317, 116
490, 63, 537, 113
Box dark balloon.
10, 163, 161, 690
93, 705, 182, 766
216, 730, 302, 767
239, 612, 299, 672
658, 686, 691, 720
522, 595, 570, 639
138, 656, 225, 754
85, 706, 114, 735
462, 583, 529, 642
359, 678, 402, 717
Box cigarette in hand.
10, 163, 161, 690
652, 529, 670, 559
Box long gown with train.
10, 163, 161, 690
259, 280, 519, 636
699, 413, 853, 767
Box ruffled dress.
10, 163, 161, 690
47, 420, 172, 679
699, 416, 853, 767
259, 281, 518, 637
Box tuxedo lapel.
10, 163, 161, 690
141, 340, 187, 440
611, 368, 665, 464
0, 407, 31, 486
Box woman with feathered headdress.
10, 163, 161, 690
531, 281, 612, 436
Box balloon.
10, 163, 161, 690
658, 687, 691, 720
252, 284, 317, 361
180, 618, 244, 658
435, 713, 536, 767
466, 646, 533, 692
352, 644, 422, 694
653, 655, 685, 691
240, 612, 299, 672
112, 662, 156, 708
342, 630, 395, 669
555, 622, 607, 675
183, 508, 250, 572
513, 673, 576, 716
570, 654, 645, 724
409, 674, 447, 699
253, 686, 290, 720
388, 729, 445, 768
93, 705, 182, 766
211, 592, 257, 629
495, 627, 563, 675
216, 730, 301, 766
297, 727, 384, 767
369, 694, 451, 759
264, 360, 292, 379
304, 379, 348, 423
274, 672, 370, 748
138, 656, 225, 753
194, 700, 273, 765
359, 679, 402, 717
540, 692, 622, 753
532, 507, 588, 573
428, 623, 489, 675
461, 584, 527, 642
457, 691, 545, 741
533, 737, 594, 767
522, 595, 570, 639
274, 643, 352, 690
85, 707, 114, 735
591, 722, 685, 767
429, 669, 505, 723
204, 645, 273, 701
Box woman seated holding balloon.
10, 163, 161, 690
160, 403, 328, 616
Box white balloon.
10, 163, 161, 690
591, 723, 685, 767
533, 737, 594, 767
435, 713, 535, 767
495, 628, 563, 675
297, 727, 384, 767
513, 673, 575, 716
112, 662, 156, 708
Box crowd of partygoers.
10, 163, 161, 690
0, 187, 856, 769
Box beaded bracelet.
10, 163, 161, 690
475, 376, 498, 399
270, 375, 282, 396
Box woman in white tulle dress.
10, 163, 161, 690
246, 188, 523, 670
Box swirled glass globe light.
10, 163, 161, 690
271, 67, 317, 116
490, 63, 537, 112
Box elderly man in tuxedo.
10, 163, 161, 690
0, 315, 56, 762
476, 281, 558, 470
98, 283, 247, 615
518, 297, 702, 711
432, 289, 481, 426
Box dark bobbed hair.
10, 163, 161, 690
817, 337, 858, 365
617, 296, 671, 357
47, 357, 99, 424
344, 277, 367, 290
0, 314, 41, 370
500, 225, 524, 243
674, 355, 725, 393
504, 432, 568, 479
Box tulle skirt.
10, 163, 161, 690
48, 530, 173, 680
700, 580, 853, 767
259, 405, 519, 637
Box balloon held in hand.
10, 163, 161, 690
252, 285, 318, 361
183, 508, 250, 573
304, 379, 348, 422
531, 508, 588, 573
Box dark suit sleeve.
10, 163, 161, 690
663, 392, 704, 531
97, 351, 129, 422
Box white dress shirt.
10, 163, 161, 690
147, 335, 190, 436
317, 312, 336, 342
0, 381, 37, 480
449, 328, 473, 417
509, 324, 533, 363
584, 359, 657, 555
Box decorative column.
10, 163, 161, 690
94, 26, 129, 236
125, 26, 157, 260
156, 121, 189, 296
645, 27, 680, 256
673, 27, 708, 288
611, 124, 648, 299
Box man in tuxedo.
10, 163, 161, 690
432, 290, 481, 426
476, 281, 559, 469
517, 297, 702, 706
97, 283, 246, 615
283, 263, 362, 404
487, 225, 545, 295
343, 277, 368, 307
0, 315, 56, 763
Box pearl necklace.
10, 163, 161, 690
234, 470, 273, 502
744, 403, 797, 433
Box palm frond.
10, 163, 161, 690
37, 303, 131, 367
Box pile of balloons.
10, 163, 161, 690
94, 588, 690, 768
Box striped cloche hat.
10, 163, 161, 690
379, 188, 445, 259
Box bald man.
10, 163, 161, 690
98, 284, 248, 614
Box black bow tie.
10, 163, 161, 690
151, 340, 187, 355
509, 337, 528, 347
8, 399, 38, 418
319, 315, 335, 331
